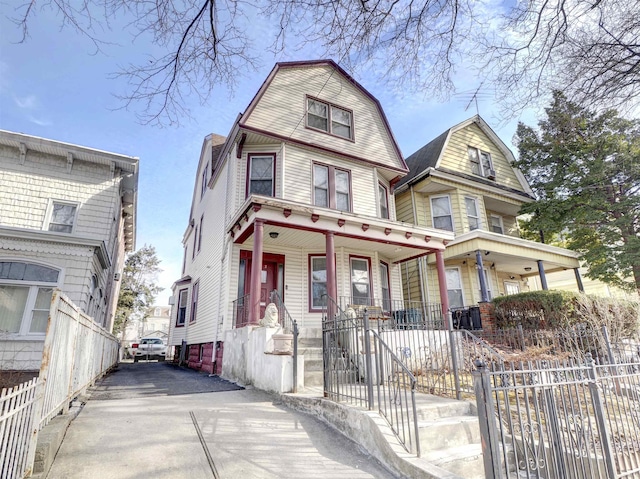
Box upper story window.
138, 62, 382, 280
490, 214, 504, 234
468, 147, 495, 180
197, 215, 203, 253
0, 261, 60, 336
465, 197, 480, 231
176, 288, 188, 326
201, 162, 209, 198
313, 164, 351, 211
431, 196, 454, 232
307, 97, 353, 140
47, 201, 78, 233
378, 183, 389, 219
247, 154, 275, 197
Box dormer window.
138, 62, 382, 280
307, 97, 353, 140
468, 147, 495, 180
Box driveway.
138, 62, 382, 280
46, 361, 397, 479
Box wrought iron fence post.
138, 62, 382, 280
472, 360, 502, 479
517, 324, 525, 351
363, 309, 374, 410
602, 325, 616, 365
587, 354, 617, 479
447, 312, 462, 400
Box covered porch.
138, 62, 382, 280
228, 195, 456, 331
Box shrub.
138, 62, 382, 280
493, 291, 640, 340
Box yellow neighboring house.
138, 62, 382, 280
394, 115, 583, 319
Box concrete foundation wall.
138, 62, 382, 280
222, 325, 303, 394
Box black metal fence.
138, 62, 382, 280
473, 355, 640, 479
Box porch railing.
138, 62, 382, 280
232, 293, 251, 328
269, 290, 299, 393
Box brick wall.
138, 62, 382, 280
479, 301, 496, 331
187, 342, 214, 374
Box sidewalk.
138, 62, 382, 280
43, 362, 395, 479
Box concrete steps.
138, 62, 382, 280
414, 395, 484, 479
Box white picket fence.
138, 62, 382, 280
0, 290, 119, 479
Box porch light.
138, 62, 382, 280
524, 267, 532, 272
269, 232, 279, 239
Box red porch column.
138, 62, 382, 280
249, 219, 264, 324
435, 250, 450, 328
326, 232, 337, 311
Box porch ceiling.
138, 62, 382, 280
428, 230, 581, 277
229, 196, 455, 263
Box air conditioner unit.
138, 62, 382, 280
114, 272, 121, 281
487, 169, 496, 180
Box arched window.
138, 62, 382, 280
0, 261, 60, 336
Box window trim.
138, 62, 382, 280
192, 224, 198, 259
468, 146, 495, 179
176, 288, 188, 327
490, 214, 504, 235
464, 196, 481, 231
479, 268, 494, 301
190, 281, 199, 323
305, 96, 355, 141
201, 162, 209, 199
308, 254, 328, 313
197, 215, 204, 253
445, 267, 465, 309
246, 153, 276, 198
378, 183, 390, 219
45, 200, 79, 234
430, 195, 455, 232
0, 260, 61, 337
379, 261, 391, 312
349, 255, 372, 306
312, 162, 352, 212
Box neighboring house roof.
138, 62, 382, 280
0, 129, 139, 251
396, 115, 535, 198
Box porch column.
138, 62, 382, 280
476, 250, 490, 302
574, 267, 585, 293
325, 232, 337, 302
537, 260, 548, 290
435, 250, 450, 328
249, 219, 264, 324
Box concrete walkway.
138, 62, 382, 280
45, 362, 396, 479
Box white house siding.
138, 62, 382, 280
0, 339, 44, 371
0, 146, 120, 241
281, 145, 379, 218
243, 65, 403, 172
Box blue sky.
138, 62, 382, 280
0, 4, 538, 303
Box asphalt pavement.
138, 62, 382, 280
45, 361, 397, 479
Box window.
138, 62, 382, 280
468, 147, 495, 179
309, 256, 327, 310
198, 344, 205, 362
190, 282, 199, 323
445, 268, 464, 309
504, 281, 520, 295
379, 262, 391, 312
197, 215, 203, 252
176, 289, 188, 326
47, 201, 77, 233
313, 164, 351, 211
0, 261, 60, 335
307, 98, 353, 140
192, 225, 198, 259
465, 197, 480, 231
379, 184, 389, 219
431, 196, 454, 231
154, 307, 162, 317
490, 215, 504, 234
247, 154, 275, 197
201, 162, 209, 198
350, 257, 371, 305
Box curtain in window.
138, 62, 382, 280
0, 285, 29, 333
50, 203, 76, 233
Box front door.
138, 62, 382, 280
239, 251, 284, 319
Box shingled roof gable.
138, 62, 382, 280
396, 129, 450, 189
